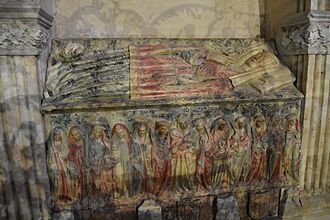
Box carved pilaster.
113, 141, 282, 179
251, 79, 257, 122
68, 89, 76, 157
0, 0, 53, 55
276, 11, 330, 55
275, 9, 330, 198
0, 19, 49, 55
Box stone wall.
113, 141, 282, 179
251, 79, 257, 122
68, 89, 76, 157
54, 0, 262, 38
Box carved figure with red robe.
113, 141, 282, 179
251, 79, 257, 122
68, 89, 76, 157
169, 128, 195, 193
47, 127, 70, 205
152, 120, 172, 195
88, 123, 115, 198
231, 115, 252, 185
267, 114, 285, 181
210, 117, 234, 190
66, 125, 84, 202
246, 113, 268, 184
193, 118, 214, 190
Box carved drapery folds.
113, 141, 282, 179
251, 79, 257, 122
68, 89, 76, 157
42, 39, 296, 108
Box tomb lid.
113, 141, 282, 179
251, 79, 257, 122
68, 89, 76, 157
41, 38, 303, 112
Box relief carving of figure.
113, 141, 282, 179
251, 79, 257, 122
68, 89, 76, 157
66, 126, 84, 202
246, 113, 268, 184
283, 112, 301, 181
176, 114, 193, 145
110, 123, 132, 198
88, 123, 115, 198
193, 118, 214, 190
169, 128, 195, 193
231, 115, 252, 185
131, 121, 155, 194
267, 114, 285, 181
152, 121, 172, 195
47, 127, 70, 205
210, 117, 234, 190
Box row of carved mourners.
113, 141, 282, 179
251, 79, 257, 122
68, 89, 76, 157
47, 105, 301, 208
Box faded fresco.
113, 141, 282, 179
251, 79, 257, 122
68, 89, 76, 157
54, 0, 260, 38
42, 38, 303, 218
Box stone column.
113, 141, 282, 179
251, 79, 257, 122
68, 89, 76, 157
266, 0, 330, 218
0, 1, 53, 219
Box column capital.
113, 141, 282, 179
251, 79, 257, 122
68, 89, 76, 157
276, 10, 330, 55
0, 0, 53, 55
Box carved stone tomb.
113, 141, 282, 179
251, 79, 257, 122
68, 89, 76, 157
42, 39, 303, 219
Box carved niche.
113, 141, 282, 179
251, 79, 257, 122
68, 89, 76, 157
42, 39, 303, 218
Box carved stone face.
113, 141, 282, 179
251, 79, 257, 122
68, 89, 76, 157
170, 128, 183, 143
70, 128, 82, 142
272, 115, 281, 126
54, 130, 63, 142
237, 119, 245, 129
245, 52, 275, 69
195, 122, 205, 133
177, 120, 188, 131
156, 124, 169, 136
255, 119, 265, 128
115, 127, 126, 138
92, 126, 105, 139
138, 123, 148, 137
218, 119, 227, 131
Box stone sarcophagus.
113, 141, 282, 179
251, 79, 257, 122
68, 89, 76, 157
42, 39, 303, 219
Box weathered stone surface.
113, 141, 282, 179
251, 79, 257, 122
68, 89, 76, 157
52, 210, 75, 220
215, 194, 240, 220
0, 19, 50, 55
176, 197, 213, 220
54, 0, 260, 38
42, 38, 302, 220
276, 11, 330, 55
249, 189, 280, 219
43, 38, 300, 108
138, 199, 162, 220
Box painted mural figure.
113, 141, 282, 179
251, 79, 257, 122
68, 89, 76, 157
47, 127, 70, 204
193, 118, 214, 190
88, 123, 115, 198
66, 126, 84, 202
283, 112, 301, 181
110, 123, 132, 197
267, 114, 285, 181
231, 115, 252, 184
153, 121, 172, 195
131, 121, 155, 194
169, 128, 195, 192
210, 117, 233, 190
246, 113, 268, 184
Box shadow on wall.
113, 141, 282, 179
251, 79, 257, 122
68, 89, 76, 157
0, 96, 50, 220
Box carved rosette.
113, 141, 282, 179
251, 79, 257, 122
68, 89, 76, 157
277, 21, 330, 55
0, 19, 50, 55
